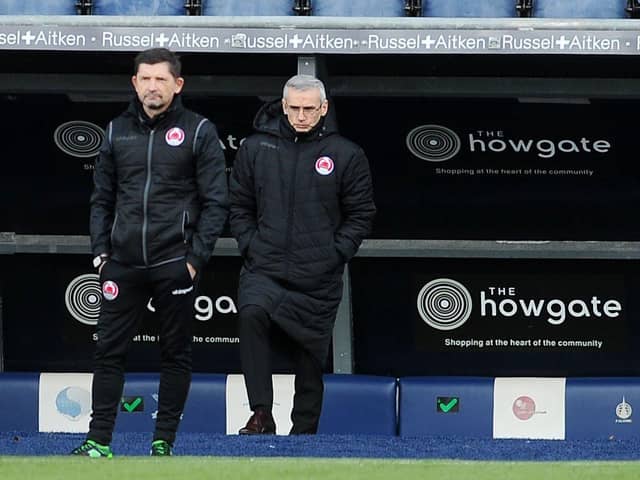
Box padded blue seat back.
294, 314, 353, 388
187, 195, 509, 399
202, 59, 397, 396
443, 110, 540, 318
318, 375, 397, 435
93, 0, 184, 16
203, 0, 293, 16
0, 373, 39, 431
398, 377, 494, 437
424, 0, 516, 17
1, 0, 76, 15
115, 373, 227, 433
534, 0, 625, 18
314, 0, 405, 17
565, 378, 640, 440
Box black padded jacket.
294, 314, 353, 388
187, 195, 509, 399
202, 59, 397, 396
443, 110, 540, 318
230, 99, 376, 291
90, 96, 229, 271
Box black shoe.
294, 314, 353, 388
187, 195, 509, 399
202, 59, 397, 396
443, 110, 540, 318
239, 408, 276, 434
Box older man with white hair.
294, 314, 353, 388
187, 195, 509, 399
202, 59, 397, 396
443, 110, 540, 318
230, 74, 376, 435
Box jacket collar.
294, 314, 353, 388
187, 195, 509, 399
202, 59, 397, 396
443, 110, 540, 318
253, 98, 338, 141
126, 95, 184, 128
279, 115, 327, 141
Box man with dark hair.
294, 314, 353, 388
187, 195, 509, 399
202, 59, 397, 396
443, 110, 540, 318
71, 48, 229, 457
230, 74, 375, 435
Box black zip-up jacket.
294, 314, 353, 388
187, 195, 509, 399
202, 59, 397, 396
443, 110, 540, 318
230, 99, 376, 290
90, 96, 229, 272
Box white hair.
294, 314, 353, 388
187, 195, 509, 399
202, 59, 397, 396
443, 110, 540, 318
283, 74, 327, 102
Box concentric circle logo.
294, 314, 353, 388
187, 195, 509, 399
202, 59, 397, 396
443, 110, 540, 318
406, 124, 461, 162
417, 278, 472, 330
54, 121, 105, 158
65, 274, 101, 325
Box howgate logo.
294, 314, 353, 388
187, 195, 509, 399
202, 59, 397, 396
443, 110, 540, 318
417, 278, 623, 330
406, 125, 461, 162
54, 120, 105, 158
406, 124, 612, 161
416, 278, 473, 330
65, 274, 101, 326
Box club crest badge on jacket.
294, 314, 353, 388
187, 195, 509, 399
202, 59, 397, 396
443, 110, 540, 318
315, 156, 334, 175
102, 281, 119, 301
165, 127, 185, 146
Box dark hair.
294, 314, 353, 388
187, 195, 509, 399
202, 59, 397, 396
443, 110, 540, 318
134, 48, 181, 78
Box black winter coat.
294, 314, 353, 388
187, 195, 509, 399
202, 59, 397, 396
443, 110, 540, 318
90, 96, 229, 272
230, 100, 376, 362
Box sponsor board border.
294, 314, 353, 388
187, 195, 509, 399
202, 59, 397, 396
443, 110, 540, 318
0, 17, 638, 55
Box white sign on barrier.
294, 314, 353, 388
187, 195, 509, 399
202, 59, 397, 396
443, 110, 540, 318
38, 373, 93, 433
493, 377, 566, 439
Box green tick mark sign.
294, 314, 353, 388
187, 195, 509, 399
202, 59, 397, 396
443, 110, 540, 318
121, 396, 144, 413
437, 397, 459, 413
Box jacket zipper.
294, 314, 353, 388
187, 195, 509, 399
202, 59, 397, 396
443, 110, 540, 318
182, 210, 189, 243
110, 212, 119, 245
142, 129, 155, 265
284, 136, 299, 279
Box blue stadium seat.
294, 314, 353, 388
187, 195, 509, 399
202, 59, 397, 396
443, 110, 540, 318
398, 377, 494, 437
424, 0, 517, 17
318, 375, 397, 435
0, 373, 39, 431
313, 0, 405, 17
92, 0, 184, 16
203, 0, 294, 16
565, 378, 640, 440
115, 373, 227, 434
0, 0, 76, 15
534, 0, 626, 18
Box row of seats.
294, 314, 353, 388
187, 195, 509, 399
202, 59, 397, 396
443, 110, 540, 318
1, 0, 636, 19
2, 372, 639, 439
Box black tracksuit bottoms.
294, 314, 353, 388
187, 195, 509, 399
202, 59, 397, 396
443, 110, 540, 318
87, 259, 195, 446
239, 304, 324, 434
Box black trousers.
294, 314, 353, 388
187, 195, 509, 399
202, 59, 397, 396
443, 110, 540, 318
88, 259, 195, 445
239, 304, 324, 434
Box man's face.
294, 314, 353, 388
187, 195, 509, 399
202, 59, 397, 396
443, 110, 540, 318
282, 87, 328, 133
131, 62, 184, 117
